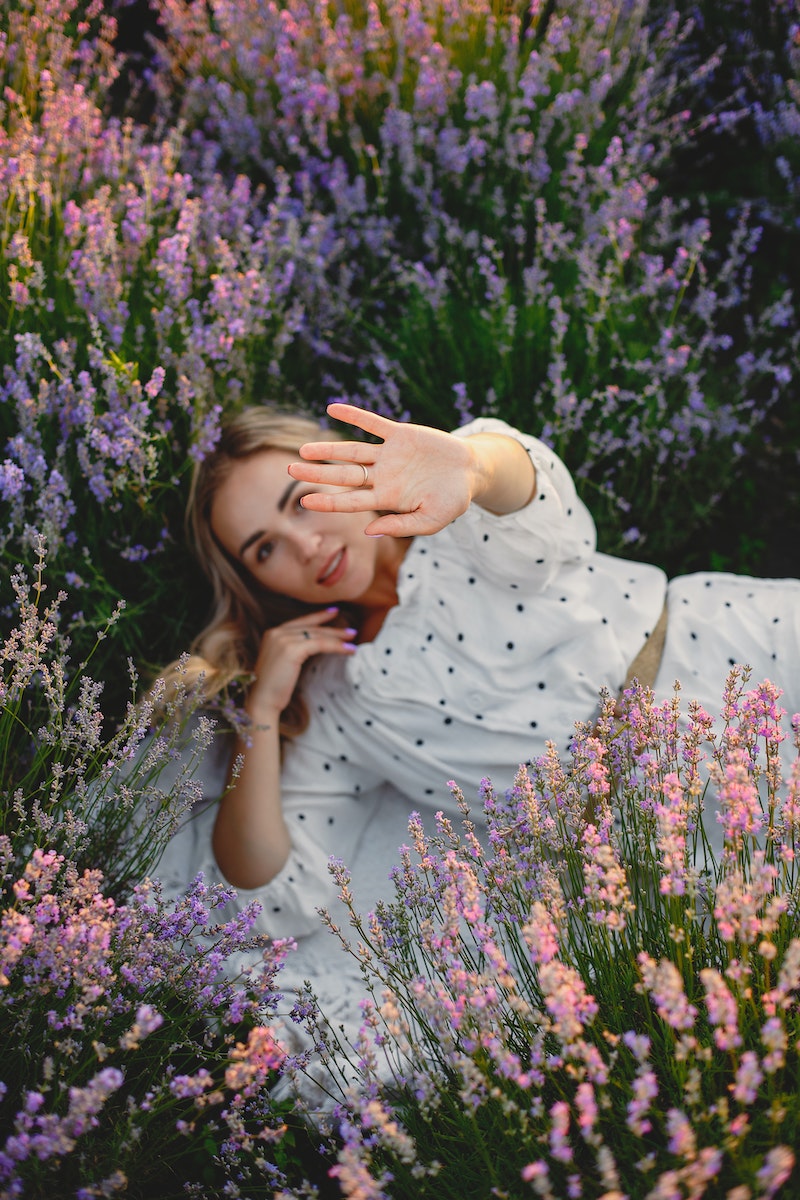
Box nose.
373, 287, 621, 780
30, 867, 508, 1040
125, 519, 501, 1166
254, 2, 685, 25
288, 525, 323, 563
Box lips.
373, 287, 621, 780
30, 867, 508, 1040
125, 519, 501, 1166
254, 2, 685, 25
317, 547, 346, 586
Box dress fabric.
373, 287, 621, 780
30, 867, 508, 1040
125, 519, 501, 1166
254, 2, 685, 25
154, 419, 800, 1087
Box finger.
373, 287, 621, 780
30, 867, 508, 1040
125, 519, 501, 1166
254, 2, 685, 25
289, 460, 374, 490
276, 606, 341, 631
298, 489, 377, 513
326, 402, 396, 439
294, 441, 374, 464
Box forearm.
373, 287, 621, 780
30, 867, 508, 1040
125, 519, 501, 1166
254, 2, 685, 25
466, 432, 537, 515
212, 705, 290, 890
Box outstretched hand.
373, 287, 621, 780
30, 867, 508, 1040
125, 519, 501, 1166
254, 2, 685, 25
287, 403, 479, 538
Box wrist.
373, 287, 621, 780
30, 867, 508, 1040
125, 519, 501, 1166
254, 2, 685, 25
243, 697, 283, 731
464, 434, 497, 507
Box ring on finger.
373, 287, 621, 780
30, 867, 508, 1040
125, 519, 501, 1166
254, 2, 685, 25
302, 629, 311, 640
357, 463, 370, 488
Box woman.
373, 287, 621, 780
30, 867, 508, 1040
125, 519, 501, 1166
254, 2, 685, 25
157, 401, 800, 950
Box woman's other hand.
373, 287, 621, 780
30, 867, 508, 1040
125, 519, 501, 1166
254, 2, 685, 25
288, 403, 536, 538
247, 607, 356, 722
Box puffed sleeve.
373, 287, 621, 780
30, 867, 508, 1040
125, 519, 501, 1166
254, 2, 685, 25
447, 416, 596, 589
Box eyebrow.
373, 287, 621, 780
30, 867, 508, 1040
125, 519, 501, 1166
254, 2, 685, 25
237, 477, 299, 559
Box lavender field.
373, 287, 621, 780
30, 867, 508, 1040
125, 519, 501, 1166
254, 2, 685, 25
1, 1, 800, 1196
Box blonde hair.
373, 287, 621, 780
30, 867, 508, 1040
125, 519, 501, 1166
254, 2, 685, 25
161, 405, 347, 740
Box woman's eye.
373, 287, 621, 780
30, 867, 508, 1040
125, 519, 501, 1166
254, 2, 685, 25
255, 541, 274, 563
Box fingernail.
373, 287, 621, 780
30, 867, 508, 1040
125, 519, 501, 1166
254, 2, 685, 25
365, 533, 384, 538
344, 642, 357, 651
344, 627, 358, 637
326, 606, 339, 613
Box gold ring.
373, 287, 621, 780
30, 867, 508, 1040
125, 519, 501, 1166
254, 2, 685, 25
358, 463, 370, 488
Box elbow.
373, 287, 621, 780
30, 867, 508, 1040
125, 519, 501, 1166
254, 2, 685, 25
211, 830, 289, 891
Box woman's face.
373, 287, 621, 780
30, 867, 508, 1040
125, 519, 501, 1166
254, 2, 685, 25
210, 449, 383, 605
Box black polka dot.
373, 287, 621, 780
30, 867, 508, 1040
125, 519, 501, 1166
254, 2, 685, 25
538, 493, 546, 501
426, 633, 434, 642
328, 816, 334, 824
318, 704, 326, 713
424, 788, 434, 795
567, 507, 572, 515
416, 738, 424, 746
439, 698, 446, 705
365, 719, 373, 726
468, 577, 476, 585
385, 647, 392, 654
705, 580, 713, 587
517, 604, 524, 612
530, 720, 538, 729
339, 754, 348, 761
297, 813, 306, 820
457, 633, 464, 641
448, 666, 455, 673
507, 642, 515, 650
538, 681, 546, 690
690, 632, 697, 640
273, 906, 281, 913
536, 558, 545, 565
324, 762, 331, 770
444, 717, 452, 725
475, 714, 484, 720
773, 617, 780, 624
483, 533, 490, 542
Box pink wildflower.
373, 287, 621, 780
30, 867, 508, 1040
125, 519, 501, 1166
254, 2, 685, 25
760, 1016, 787, 1073
756, 1145, 795, 1198
224, 1026, 285, 1095
626, 1065, 658, 1136
699, 968, 741, 1050
524, 901, 561, 966
666, 1107, 696, 1159
713, 855, 778, 945
539, 959, 599, 1043
655, 772, 693, 896
731, 1050, 763, 1105
581, 826, 632, 930
574, 1081, 598, 1140
638, 954, 697, 1032
713, 748, 764, 847
548, 1100, 572, 1163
